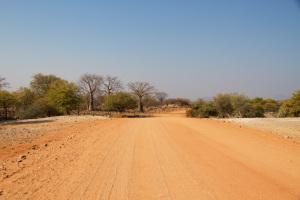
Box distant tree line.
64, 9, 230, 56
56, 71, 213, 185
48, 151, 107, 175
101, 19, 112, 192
0, 74, 299, 120
0, 74, 173, 120
187, 92, 300, 118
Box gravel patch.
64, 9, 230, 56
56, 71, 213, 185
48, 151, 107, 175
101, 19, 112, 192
220, 118, 300, 139
0, 115, 107, 148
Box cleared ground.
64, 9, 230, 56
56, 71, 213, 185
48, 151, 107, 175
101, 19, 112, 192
0, 113, 299, 199
221, 118, 300, 139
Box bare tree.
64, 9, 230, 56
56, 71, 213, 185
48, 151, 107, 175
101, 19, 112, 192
0, 76, 8, 90
103, 76, 123, 96
128, 82, 155, 112
79, 74, 103, 111
155, 92, 168, 105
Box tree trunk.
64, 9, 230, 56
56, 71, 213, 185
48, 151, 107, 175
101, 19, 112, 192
89, 92, 94, 111
4, 107, 8, 120
138, 97, 144, 112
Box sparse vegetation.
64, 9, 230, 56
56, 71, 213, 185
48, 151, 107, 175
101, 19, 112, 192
102, 92, 137, 112
165, 98, 191, 107
0, 74, 299, 120
278, 90, 300, 117
0, 91, 17, 120
187, 92, 298, 118
186, 99, 217, 118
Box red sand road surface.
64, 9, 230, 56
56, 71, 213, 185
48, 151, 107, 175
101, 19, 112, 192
0, 113, 299, 199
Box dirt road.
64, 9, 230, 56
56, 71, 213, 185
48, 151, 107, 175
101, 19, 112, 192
0, 114, 300, 199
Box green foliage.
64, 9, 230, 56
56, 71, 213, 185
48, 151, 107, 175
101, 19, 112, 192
20, 98, 61, 119
230, 94, 250, 117
213, 94, 234, 118
15, 87, 36, 111
263, 99, 280, 113
244, 102, 265, 118
47, 81, 81, 114
188, 93, 272, 118
187, 99, 217, 118
0, 91, 18, 120
102, 92, 137, 112
278, 90, 300, 117
30, 73, 62, 96
0, 91, 17, 107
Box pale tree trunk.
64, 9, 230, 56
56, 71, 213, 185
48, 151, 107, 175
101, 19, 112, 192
4, 107, 8, 120
138, 97, 144, 112
89, 92, 94, 111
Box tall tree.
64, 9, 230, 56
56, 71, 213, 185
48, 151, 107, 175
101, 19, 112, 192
103, 76, 123, 96
30, 73, 62, 96
79, 74, 103, 111
15, 87, 36, 111
0, 76, 8, 90
279, 90, 300, 117
47, 80, 81, 114
155, 92, 168, 105
128, 82, 155, 112
0, 91, 17, 120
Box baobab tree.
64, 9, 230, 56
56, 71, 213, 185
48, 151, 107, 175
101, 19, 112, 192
128, 81, 155, 112
155, 92, 168, 105
103, 76, 123, 96
79, 74, 103, 111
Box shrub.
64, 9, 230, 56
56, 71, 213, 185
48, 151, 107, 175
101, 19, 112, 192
102, 92, 137, 112
188, 94, 268, 118
20, 98, 61, 119
278, 90, 300, 117
230, 94, 250, 117
14, 87, 36, 112
187, 99, 217, 118
165, 98, 191, 107
213, 94, 234, 118
263, 99, 280, 113
244, 102, 265, 118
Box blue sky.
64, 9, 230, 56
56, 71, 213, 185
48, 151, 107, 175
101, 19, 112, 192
0, 0, 299, 99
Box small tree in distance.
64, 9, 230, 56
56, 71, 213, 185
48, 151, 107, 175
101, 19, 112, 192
155, 92, 168, 105
128, 82, 155, 112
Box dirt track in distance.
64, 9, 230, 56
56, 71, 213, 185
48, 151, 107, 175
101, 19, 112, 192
0, 113, 299, 199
